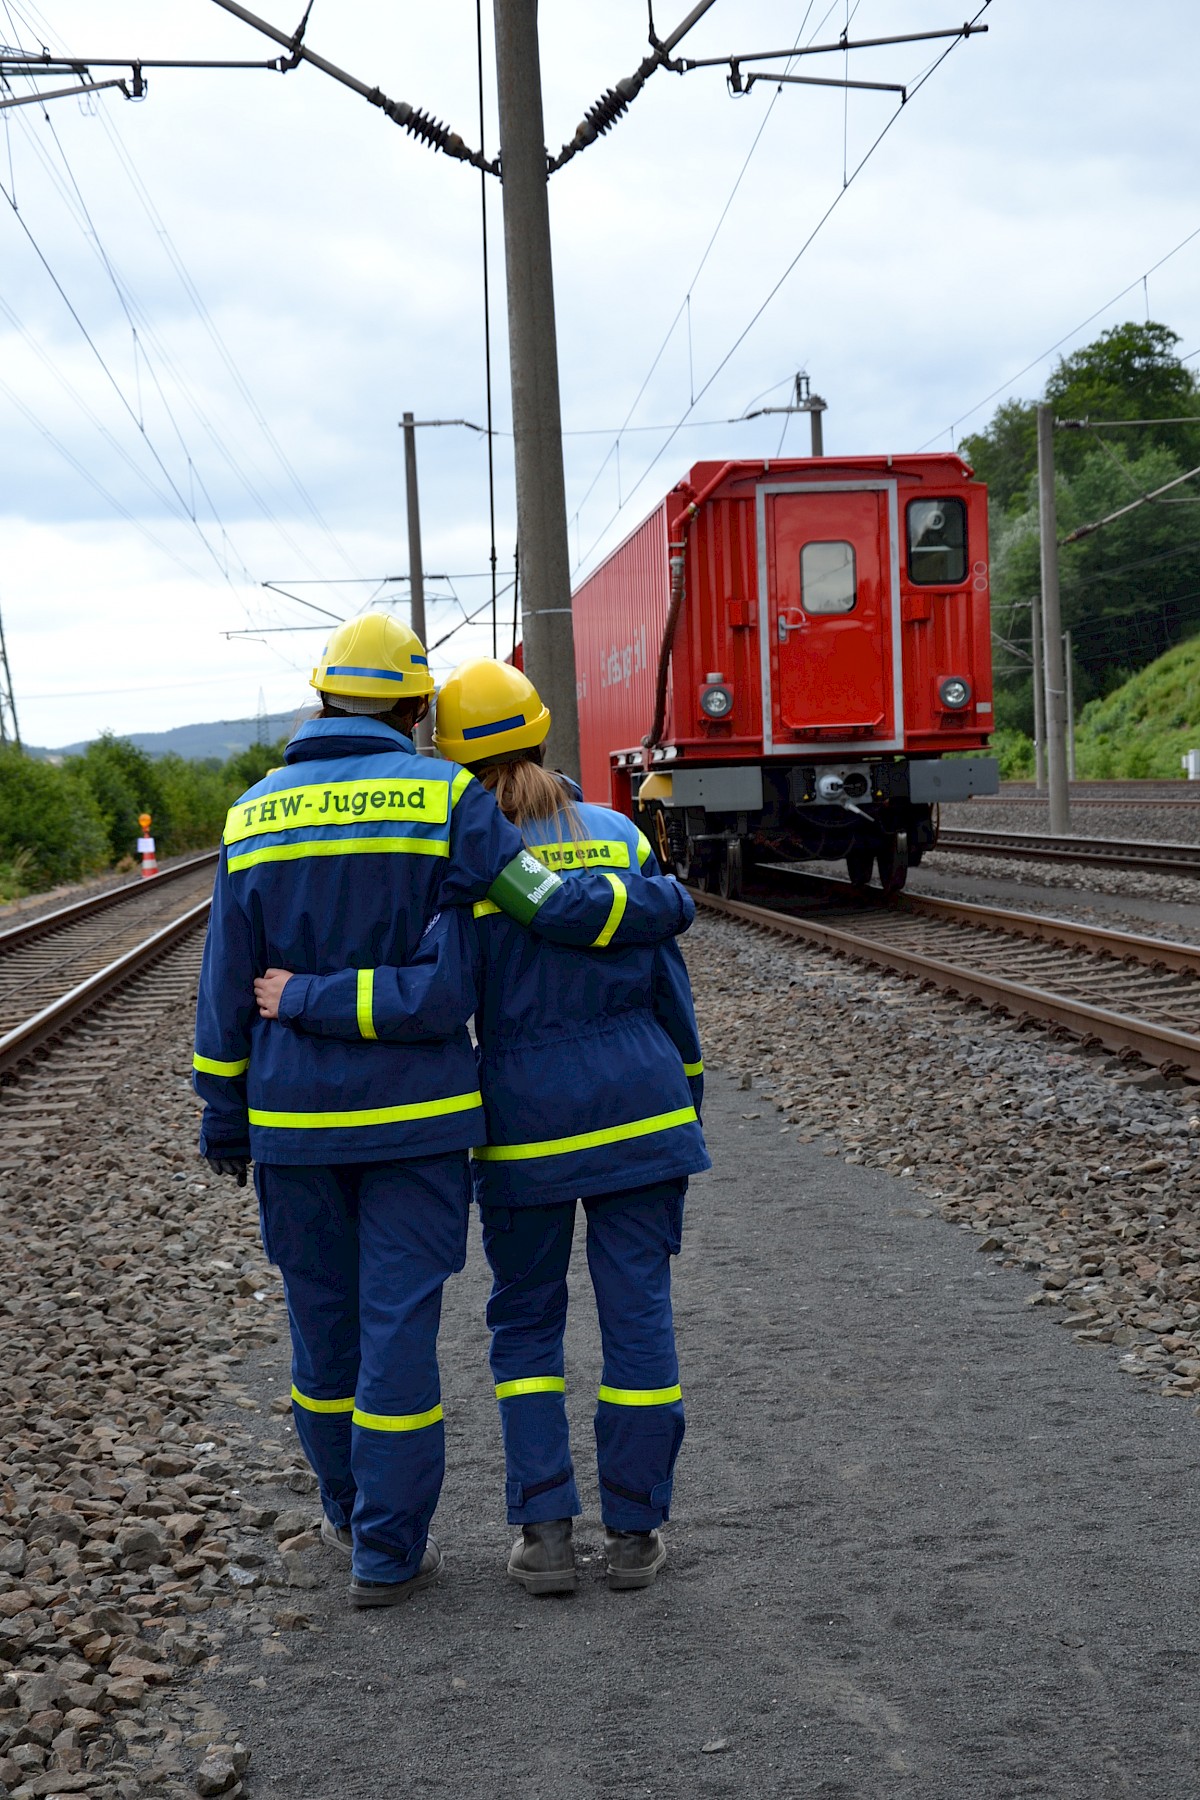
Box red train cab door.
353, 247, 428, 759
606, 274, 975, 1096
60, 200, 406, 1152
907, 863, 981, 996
761, 484, 900, 749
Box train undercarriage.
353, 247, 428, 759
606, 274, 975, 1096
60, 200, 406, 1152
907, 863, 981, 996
632, 754, 998, 899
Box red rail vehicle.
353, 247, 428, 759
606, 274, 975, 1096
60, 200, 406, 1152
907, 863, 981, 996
571, 453, 998, 895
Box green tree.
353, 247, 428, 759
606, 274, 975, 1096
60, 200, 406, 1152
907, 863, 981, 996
67, 733, 169, 862
0, 747, 108, 887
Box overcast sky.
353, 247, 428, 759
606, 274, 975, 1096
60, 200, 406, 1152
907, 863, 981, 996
1, 0, 1197, 749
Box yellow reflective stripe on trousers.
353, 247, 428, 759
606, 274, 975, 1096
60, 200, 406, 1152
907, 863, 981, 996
473, 1104, 697, 1163
249, 1091, 483, 1130
473, 898, 501, 919
352, 1404, 443, 1432
682, 1058, 704, 1077
494, 1376, 566, 1400
193, 1053, 249, 1077
597, 1384, 682, 1407
591, 871, 628, 947
356, 968, 377, 1040
451, 767, 475, 808
227, 835, 449, 874
291, 1385, 354, 1414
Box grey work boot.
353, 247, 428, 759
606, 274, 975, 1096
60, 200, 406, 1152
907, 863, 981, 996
605, 1527, 667, 1591
321, 1516, 352, 1557
348, 1535, 442, 1608
507, 1519, 577, 1595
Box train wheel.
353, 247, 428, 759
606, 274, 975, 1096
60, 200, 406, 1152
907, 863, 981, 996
718, 840, 743, 900
846, 846, 875, 888
876, 831, 909, 895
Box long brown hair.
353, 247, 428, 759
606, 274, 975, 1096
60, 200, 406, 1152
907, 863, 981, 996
476, 753, 587, 847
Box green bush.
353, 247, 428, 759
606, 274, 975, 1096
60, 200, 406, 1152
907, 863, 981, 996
0, 747, 109, 886
66, 733, 169, 864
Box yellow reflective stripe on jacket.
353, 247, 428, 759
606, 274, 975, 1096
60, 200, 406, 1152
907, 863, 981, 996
193, 1052, 249, 1078
249, 1091, 483, 1130
356, 968, 376, 1041
291, 1385, 354, 1414
494, 1376, 566, 1400
682, 1058, 704, 1077
352, 1403, 443, 1432
635, 831, 653, 867
225, 778, 449, 844
591, 872, 628, 948
451, 767, 474, 807
530, 839, 632, 872
228, 835, 450, 874
597, 1383, 682, 1407
473, 898, 501, 919
473, 1104, 697, 1163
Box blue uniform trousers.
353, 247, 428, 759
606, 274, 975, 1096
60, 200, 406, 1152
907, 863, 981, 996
480, 1181, 687, 1534
255, 1155, 470, 1583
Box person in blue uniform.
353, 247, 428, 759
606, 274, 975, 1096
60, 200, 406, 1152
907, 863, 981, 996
253, 657, 709, 1594
193, 616, 695, 1608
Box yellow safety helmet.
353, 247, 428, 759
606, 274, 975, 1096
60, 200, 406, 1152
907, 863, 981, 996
433, 657, 551, 764
311, 612, 435, 712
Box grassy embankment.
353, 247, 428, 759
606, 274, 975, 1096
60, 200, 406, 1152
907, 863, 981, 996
988, 633, 1200, 780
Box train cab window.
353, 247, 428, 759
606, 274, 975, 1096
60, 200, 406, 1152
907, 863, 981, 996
907, 498, 967, 584
800, 540, 856, 614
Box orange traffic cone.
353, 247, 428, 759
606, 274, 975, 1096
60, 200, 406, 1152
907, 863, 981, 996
140, 845, 159, 879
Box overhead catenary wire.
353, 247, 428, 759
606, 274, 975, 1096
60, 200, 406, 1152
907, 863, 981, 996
2, 7, 362, 591
919, 220, 1200, 452
573, 1, 991, 575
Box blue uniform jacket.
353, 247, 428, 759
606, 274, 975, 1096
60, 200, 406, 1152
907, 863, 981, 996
193, 720, 694, 1168
276, 796, 711, 1206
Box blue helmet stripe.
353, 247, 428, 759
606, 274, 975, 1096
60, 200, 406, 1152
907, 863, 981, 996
462, 713, 526, 740
411, 655, 428, 666
324, 664, 407, 683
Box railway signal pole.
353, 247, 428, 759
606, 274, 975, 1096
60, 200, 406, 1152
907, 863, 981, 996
1036, 405, 1070, 832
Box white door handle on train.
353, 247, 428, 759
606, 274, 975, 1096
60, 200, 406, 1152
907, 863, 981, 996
777, 610, 806, 642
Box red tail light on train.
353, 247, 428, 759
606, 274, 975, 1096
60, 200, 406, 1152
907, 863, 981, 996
571, 454, 998, 894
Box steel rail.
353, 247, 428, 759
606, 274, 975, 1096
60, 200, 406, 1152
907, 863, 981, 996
934, 828, 1200, 875
0, 852, 218, 955
693, 886, 1200, 1077
0, 900, 210, 1076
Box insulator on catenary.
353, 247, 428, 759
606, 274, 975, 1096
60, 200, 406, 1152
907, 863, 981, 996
371, 91, 496, 172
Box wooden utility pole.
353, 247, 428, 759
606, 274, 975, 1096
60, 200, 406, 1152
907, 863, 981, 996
401, 411, 432, 750
492, 0, 579, 781
1036, 405, 1070, 832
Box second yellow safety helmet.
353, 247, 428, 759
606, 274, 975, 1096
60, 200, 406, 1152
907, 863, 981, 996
311, 612, 435, 712
434, 658, 551, 764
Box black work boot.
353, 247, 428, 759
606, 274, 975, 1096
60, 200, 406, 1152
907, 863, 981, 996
348, 1535, 442, 1608
507, 1518, 576, 1595
605, 1527, 667, 1591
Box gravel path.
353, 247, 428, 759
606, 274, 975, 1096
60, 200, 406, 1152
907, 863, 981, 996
5, 920, 1200, 1797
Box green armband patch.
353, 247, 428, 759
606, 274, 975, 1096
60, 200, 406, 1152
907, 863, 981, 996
488, 851, 565, 926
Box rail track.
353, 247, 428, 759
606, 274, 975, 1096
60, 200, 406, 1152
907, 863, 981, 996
0, 852, 215, 1107
934, 828, 1200, 875
694, 876, 1200, 1079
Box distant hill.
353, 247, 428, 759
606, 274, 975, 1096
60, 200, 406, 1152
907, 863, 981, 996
31, 710, 315, 763
1076, 635, 1200, 778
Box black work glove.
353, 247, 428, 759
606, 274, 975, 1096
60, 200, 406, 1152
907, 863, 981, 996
206, 1156, 249, 1188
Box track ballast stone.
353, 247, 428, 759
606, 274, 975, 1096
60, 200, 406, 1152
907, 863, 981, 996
686, 911, 1200, 1403
0, 984, 305, 1800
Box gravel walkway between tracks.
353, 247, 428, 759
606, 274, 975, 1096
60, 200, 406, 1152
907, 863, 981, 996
5, 917, 1200, 1798
201, 1065, 1200, 1800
